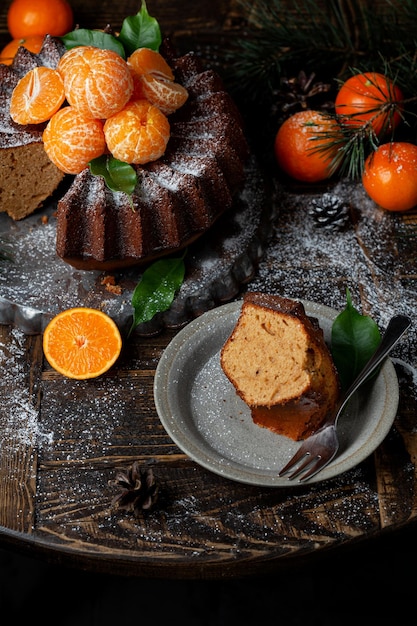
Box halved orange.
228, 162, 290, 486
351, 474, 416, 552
43, 307, 122, 380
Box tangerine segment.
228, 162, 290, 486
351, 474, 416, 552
43, 106, 106, 174
43, 307, 122, 380
0, 35, 44, 65
58, 46, 133, 119
9, 66, 65, 124
127, 48, 174, 81
136, 74, 189, 115
104, 100, 170, 164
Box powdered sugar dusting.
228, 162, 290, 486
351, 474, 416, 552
0, 327, 53, 451
249, 179, 417, 339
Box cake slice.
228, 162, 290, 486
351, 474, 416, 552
0, 37, 66, 220
220, 292, 340, 440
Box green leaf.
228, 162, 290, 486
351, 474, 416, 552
129, 254, 186, 336
61, 29, 126, 58
118, 0, 162, 56
331, 288, 381, 390
89, 155, 137, 195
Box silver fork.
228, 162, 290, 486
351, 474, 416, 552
278, 313, 412, 483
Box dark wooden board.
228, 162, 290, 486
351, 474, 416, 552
1, 0, 417, 579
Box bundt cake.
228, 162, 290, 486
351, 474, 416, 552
221, 293, 340, 441
0, 36, 66, 220
1, 34, 249, 270
55, 47, 249, 270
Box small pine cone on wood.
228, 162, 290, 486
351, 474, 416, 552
309, 193, 350, 230
109, 462, 159, 515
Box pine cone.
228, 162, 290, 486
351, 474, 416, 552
309, 193, 350, 230
271, 71, 333, 123
109, 462, 159, 515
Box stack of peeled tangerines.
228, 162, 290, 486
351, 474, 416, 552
3, 0, 188, 174
9, 43, 188, 174
274, 71, 417, 213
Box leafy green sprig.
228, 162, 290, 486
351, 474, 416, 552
331, 289, 381, 391
61, 0, 161, 56
129, 252, 186, 337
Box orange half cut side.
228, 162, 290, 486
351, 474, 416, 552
43, 307, 122, 380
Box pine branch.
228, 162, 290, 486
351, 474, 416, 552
220, 0, 417, 177
224, 0, 417, 102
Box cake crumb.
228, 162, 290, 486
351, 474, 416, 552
101, 275, 123, 295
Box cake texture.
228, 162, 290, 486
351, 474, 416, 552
220, 292, 340, 441
55, 43, 250, 270
0, 36, 66, 220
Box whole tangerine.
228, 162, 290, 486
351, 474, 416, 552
362, 142, 417, 212
7, 0, 73, 39
0, 34, 44, 65
335, 72, 403, 136
274, 110, 341, 183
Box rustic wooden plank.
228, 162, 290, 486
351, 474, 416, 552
375, 362, 417, 528
0, 326, 40, 533
1, 0, 417, 578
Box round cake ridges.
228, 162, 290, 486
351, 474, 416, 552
55, 47, 250, 270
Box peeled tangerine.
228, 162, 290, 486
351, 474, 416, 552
104, 100, 170, 164
43, 106, 106, 175
127, 47, 188, 115
58, 46, 134, 119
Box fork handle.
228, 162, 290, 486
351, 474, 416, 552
336, 314, 411, 418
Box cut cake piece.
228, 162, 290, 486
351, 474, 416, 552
220, 292, 340, 440
0, 37, 66, 220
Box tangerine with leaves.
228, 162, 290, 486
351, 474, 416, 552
0, 34, 44, 65
43, 106, 106, 174
43, 307, 122, 380
104, 99, 170, 164
335, 72, 403, 136
362, 142, 417, 212
7, 0, 73, 39
10, 65, 65, 124
58, 46, 134, 119
274, 110, 341, 183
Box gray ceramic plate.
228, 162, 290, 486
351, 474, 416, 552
154, 299, 399, 486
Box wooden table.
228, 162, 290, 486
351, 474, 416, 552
1, 0, 417, 579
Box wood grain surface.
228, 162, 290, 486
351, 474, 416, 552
0, 0, 417, 579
